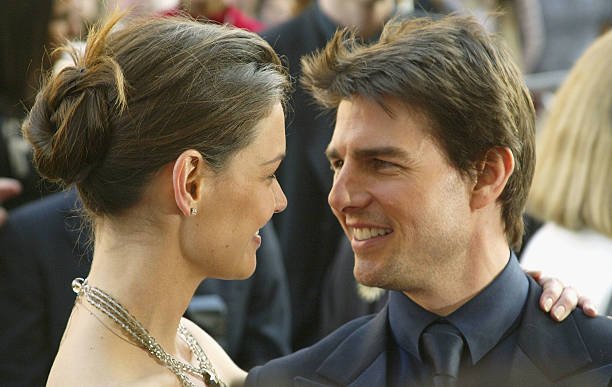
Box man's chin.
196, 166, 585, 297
354, 267, 385, 289
354, 255, 388, 285
355, 265, 408, 292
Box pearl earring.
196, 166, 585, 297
190, 208, 198, 216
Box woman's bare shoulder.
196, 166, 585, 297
47, 372, 178, 387
47, 309, 180, 386
47, 351, 180, 387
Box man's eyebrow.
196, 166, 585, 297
353, 147, 413, 161
325, 146, 413, 161
325, 147, 339, 161
260, 153, 285, 166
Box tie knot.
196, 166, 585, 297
421, 321, 465, 382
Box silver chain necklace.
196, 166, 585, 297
72, 278, 226, 387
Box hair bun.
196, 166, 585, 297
23, 45, 127, 185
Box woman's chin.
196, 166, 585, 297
221, 255, 257, 280
238, 257, 258, 279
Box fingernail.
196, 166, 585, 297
553, 305, 566, 321
585, 303, 598, 315
544, 298, 553, 312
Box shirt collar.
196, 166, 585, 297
388, 252, 529, 364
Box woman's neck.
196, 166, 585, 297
85, 217, 203, 353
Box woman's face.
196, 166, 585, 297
186, 102, 287, 279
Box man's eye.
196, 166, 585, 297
372, 159, 395, 169
329, 160, 344, 171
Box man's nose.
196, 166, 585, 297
328, 163, 368, 213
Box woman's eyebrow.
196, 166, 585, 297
260, 153, 286, 166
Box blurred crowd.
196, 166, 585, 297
1, 0, 610, 385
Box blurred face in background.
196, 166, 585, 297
108, 0, 181, 18
182, 0, 228, 17
48, 0, 84, 46
258, 0, 295, 27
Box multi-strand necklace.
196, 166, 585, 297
72, 278, 226, 387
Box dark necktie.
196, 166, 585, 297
421, 321, 465, 387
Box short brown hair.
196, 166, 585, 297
23, 14, 289, 217
301, 15, 535, 250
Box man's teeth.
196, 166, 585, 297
352, 227, 391, 241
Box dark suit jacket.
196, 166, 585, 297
0, 190, 290, 386
247, 276, 612, 387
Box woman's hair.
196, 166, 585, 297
528, 30, 612, 238
23, 13, 289, 217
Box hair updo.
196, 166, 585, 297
23, 13, 289, 217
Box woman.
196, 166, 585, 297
522, 30, 612, 314
23, 13, 288, 386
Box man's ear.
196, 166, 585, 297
172, 150, 205, 217
470, 146, 514, 210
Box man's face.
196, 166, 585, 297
326, 97, 474, 292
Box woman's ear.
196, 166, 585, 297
470, 146, 514, 210
172, 150, 205, 217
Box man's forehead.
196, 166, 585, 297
333, 96, 429, 127
335, 97, 390, 117
331, 96, 431, 139
331, 98, 388, 137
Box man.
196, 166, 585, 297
247, 15, 612, 386
262, 0, 438, 350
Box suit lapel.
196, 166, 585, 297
311, 306, 389, 386
507, 346, 554, 386
346, 352, 387, 387
293, 377, 329, 386
512, 277, 592, 383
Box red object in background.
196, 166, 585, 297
162, 6, 265, 32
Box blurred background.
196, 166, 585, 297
0, 0, 610, 385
